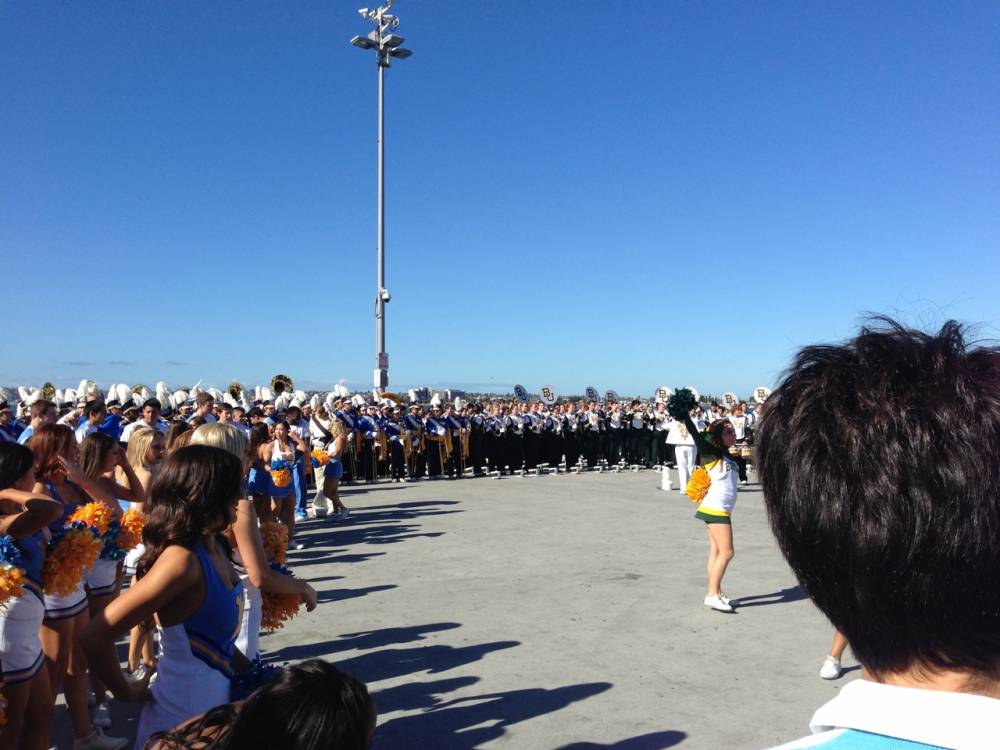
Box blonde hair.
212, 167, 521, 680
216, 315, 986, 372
330, 420, 348, 442
190, 422, 247, 460
127, 427, 162, 469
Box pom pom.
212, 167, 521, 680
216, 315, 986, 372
310, 449, 329, 468
230, 656, 283, 702
68, 502, 114, 535
260, 563, 302, 632
100, 520, 127, 561
0, 535, 23, 567
666, 388, 697, 420
260, 521, 288, 565
685, 466, 712, 502
43, 524, 103, 596
0, 564, 26, 605
270, 468, 291, 488
117, 508, 145, 551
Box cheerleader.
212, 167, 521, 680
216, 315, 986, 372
79, 445, 247, 748
119, 428, 164, 680
246, 424, 273, 522
0, 442, 62, 750
190, 424, 316, 661
683, 414, 740, 612
266, 422, 309, 539
315, 419, 350, 520
79, 433, 147, 729
30, 424, 128, 748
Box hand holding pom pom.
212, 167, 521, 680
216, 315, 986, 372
686, 466, 712, 502
666, 388, 698, 421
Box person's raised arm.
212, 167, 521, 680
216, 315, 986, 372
0, 489, 63, 537
683, 413, 719, 461
58, 456, 118, 508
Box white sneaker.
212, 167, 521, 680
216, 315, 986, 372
92, 702, 111, 729
820, 656, 843, 680
704, 594, 734, 613
717, 592, 732, 606
73, 730, 128, 750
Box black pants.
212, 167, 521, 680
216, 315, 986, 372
656, 434, 670, 465
426, 440, 444, 477
486, 433, 505, 472
583, 431, 599, 467
564, 432, 579, 467
389, 441, 406, 480
523, 431, 540, 470
731, 452, 748, 482
609, 431, 624, 463
361, 439, 376, 482
505, 433, 524, 472
470, 430, 487, 475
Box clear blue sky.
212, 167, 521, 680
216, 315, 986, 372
3, 1, 998, 398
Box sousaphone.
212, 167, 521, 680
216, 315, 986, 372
270, 374, 294, 396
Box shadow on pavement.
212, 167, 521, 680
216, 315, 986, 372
265, 622, 463, 664
373, 681, 613, 749
316, 583, 398, 603
556, 730, 688, 749
373, 675, 481, 713
338, 640, 521, 683
734, 586, 806, 608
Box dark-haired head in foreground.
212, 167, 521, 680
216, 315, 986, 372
757, 318, 1000, 686
146, 659, 375, 750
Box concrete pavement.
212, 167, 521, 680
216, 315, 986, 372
54, 468, 857, 748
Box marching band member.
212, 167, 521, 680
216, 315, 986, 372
653, 402, 671, 468
404, 405, 426, 479
424, 405, 448, 479
667, 408, 703, 492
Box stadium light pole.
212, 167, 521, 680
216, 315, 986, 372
351, 1, 412, 393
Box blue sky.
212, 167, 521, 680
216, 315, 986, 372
3, 1, 998, 398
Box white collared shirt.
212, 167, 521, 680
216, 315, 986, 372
770, 678, 999, 750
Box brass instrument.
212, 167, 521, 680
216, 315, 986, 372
228, 381, 245, 400
270, 374, 294, 395
41, 382, 56, 400
131, 383, 149, 395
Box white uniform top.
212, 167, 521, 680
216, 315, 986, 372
666, 418, 703, 445
121, 418, 169, 443
698, 455, 740, 516
75, 422, 97, 444
729, 415, 747, 441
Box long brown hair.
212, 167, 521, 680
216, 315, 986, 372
136, 445, 242, 578
30, 423, 74, 481
80, 432, 117, 478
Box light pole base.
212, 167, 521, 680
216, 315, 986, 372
374, 368, 388, 390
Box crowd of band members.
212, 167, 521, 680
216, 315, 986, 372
1, 394, 758, 487
310, 397, 758, 483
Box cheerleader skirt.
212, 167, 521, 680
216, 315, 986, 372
235, 578, 262, 662
43, 577, 88, 621
85, 558, 120, 597
0, 590, 46, 684
247, 466, 271, 496
326, 458, 344, 480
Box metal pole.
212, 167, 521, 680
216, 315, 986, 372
375, 59, 387, 391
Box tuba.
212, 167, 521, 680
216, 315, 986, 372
270, 374, 294, 396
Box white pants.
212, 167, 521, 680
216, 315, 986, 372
311, 462, 330, 516
675, 445, 696, 490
